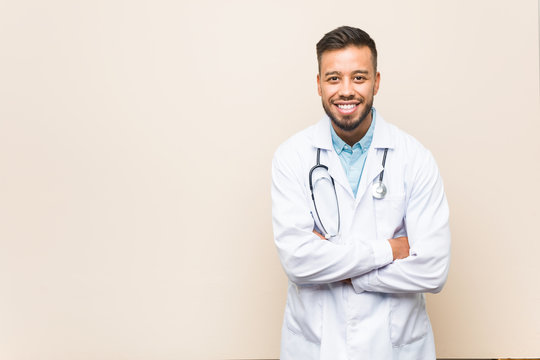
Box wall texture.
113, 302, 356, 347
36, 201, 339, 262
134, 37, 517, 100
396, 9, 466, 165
0, 1, 538, 359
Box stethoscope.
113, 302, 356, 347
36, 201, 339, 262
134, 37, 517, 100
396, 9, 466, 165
309, 147, 389, 239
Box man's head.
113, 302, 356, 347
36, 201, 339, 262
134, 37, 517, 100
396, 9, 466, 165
316, 26, 380, 141
316, 26, 378, 74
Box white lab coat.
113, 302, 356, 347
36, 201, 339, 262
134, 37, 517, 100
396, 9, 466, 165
271, 112, 451, 360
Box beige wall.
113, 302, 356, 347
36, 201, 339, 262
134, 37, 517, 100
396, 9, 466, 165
0, 1, 539, 359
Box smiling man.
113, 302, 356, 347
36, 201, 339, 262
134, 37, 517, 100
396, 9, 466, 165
318, 44, 379, 140
271, 26, 451, 359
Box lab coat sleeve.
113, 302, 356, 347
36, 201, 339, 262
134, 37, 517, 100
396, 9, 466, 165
351, 150, 451, 294
272, 145, 393, 285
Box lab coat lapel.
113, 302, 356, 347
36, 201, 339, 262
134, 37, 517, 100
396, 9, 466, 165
356, 148, 384, 203
312, 116, 355, 199
355, 114, 395, 204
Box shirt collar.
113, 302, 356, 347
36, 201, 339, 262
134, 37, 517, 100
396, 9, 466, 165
330, 108, 377, 154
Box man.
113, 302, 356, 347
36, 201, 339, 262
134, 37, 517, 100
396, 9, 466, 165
271, 26, 451, 360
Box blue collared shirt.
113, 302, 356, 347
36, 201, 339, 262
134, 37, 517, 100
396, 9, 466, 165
330, 109, 376, 197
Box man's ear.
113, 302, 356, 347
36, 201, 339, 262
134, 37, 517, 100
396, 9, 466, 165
317, 73, 322, 96
374, 71, 381, 95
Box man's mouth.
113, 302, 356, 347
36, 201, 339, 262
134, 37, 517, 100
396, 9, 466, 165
335, 103, 358, 114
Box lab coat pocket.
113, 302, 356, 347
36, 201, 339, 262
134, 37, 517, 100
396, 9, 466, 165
389, 293, 428, 346
285, 284, 323, 344
374, 194, 406, 240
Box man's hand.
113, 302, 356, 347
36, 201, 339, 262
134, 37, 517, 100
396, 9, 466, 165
388, 236, 410, 260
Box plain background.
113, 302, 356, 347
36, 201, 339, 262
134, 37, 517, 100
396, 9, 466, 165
1, 0, 539, 359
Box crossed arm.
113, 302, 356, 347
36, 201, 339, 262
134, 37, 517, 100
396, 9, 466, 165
272, 146, 450, 293
312, 230, 410, 261
312, 230, 410, 284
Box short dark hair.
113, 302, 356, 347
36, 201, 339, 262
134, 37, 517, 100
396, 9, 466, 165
316, 26, 378, 73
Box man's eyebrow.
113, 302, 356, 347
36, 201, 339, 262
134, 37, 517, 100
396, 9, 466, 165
352, 70, 370, 75
324, 71, 342, 77
324, 70, 370, 76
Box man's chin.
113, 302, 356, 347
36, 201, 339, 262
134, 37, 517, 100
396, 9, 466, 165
330, 116, 362, 132
322, 102, 372, 132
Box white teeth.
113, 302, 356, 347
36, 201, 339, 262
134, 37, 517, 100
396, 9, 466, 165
337, 104, 356, 110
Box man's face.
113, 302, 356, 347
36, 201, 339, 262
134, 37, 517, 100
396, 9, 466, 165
317, 45, 380, 132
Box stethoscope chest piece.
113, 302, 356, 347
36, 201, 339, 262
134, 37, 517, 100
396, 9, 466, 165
372, 148, 389, 200
372, 181, 387, 199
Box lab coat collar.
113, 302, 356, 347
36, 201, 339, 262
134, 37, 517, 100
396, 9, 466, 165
313, 115, 334, 150
370, 111, 396, 150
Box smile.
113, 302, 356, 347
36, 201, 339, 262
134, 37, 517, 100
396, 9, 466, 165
335, 103, 358, 114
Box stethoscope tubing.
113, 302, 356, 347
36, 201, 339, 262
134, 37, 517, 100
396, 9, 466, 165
309, 148, 340, 238
309, 147, 389, 238
379, 148, 388, 182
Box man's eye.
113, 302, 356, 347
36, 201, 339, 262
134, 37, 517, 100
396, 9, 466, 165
354, 76, 365, 81
328, 77, 339, 81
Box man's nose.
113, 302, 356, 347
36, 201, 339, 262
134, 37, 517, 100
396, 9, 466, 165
338, 79, 354, 98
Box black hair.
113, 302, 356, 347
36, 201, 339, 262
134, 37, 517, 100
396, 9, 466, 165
316, 26, 377, 72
